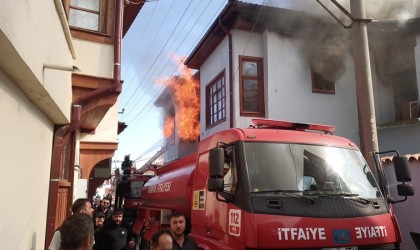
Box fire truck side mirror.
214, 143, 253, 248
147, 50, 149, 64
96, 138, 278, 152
209, 148, 225, 178
389, 155, 414, 203
397, 183, 414, 196
392, 156, 411, 182
208, 178, 224, 192
208, 148, 225, 192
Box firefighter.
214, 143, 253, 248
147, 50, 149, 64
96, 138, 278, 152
121, 155, 133, 176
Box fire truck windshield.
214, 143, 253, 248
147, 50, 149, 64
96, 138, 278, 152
244, 142, 381, 199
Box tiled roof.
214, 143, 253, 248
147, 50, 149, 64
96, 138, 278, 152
381, 154, 420, 163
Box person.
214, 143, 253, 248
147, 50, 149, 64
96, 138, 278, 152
121, 154, 133, 176
94, 212, 106, 232
152, 228, 173, 250
94, 209, 136, 250
95, 197, 112, 221
93, 196, 101, 210
169, 211, 197, 250
93, 212, 105, 250
115, 175, 130, 209
49, 198, 94, 250
60, 213, 95, 250
104, 189, 113, 205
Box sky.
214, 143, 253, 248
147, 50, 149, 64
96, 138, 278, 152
113, 0, 420, 169
113, 0, 229, 167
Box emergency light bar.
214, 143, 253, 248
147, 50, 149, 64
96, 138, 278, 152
252, 119, 335, 134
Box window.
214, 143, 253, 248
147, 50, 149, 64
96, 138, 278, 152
312, 71, 335, 94
69, 0, 101, 31
239, 56, 265, 117
206, 71, 226, 127
63, 0, 113, 43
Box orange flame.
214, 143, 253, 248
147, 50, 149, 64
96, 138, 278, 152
163, 116, 174, 138
160, 54, 200, 141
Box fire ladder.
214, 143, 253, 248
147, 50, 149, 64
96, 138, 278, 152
136, 138, 174, 174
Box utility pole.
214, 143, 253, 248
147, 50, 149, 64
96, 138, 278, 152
317, 0, 379, 179
350, 0, 379, 180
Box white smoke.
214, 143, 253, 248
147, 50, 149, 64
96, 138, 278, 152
243, 0, 420, 22
240, 0, 419, 81
365, 0, 419, 22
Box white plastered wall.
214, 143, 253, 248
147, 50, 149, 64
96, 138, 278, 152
0, 70, 54, 250
0, 1, 75, 249
229, 29, 360, 144
199, 28, 360, 144
199, 36, 231, 140
73, 38, 114, 78
262, 30, 359, 143
0, 0, 73, 124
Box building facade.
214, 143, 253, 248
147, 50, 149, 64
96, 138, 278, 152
0, 0, 143, 249
185, 1, 420, 248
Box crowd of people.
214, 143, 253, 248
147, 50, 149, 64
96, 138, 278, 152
49, 197, 198, 250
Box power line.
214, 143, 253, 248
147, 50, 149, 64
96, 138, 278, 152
122, 0, 219, 125
121, 1, 158, 90
232, 0, 266, 83
114, 1, 227, 160
121, 0, 199, 118
121, 0, 178, 104
124, 0, 265, 139
123, 1, 227, 130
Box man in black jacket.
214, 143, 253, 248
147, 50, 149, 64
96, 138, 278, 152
169, 211, 197, 250
94, 209, 136, 250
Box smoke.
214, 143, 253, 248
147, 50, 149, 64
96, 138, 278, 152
295, 15, 351, 82
247, 0, 420, 21
240, 0, 419, 81
364, 0, 420, 24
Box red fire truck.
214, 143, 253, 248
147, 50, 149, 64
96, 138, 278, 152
118, 119, 414, 249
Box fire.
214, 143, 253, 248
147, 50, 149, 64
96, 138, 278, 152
164, 116, 174, 138
160, 54, 200, 141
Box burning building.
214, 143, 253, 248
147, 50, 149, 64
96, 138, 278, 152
155, 69, 200, 163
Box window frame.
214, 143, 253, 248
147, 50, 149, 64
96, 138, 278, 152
239, 56, 265, 117
223, 146, 238, 194
206, 70, 227, 128
311, 70, 336, 94
62, 0, 114, 44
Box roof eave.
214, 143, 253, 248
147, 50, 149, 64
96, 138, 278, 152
185, 1, 237, 69
123, 2, 145, 37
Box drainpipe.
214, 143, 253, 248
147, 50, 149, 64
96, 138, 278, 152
45, 105, 81, 246
219, 0, 236, 128
46, 0, 124, 245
